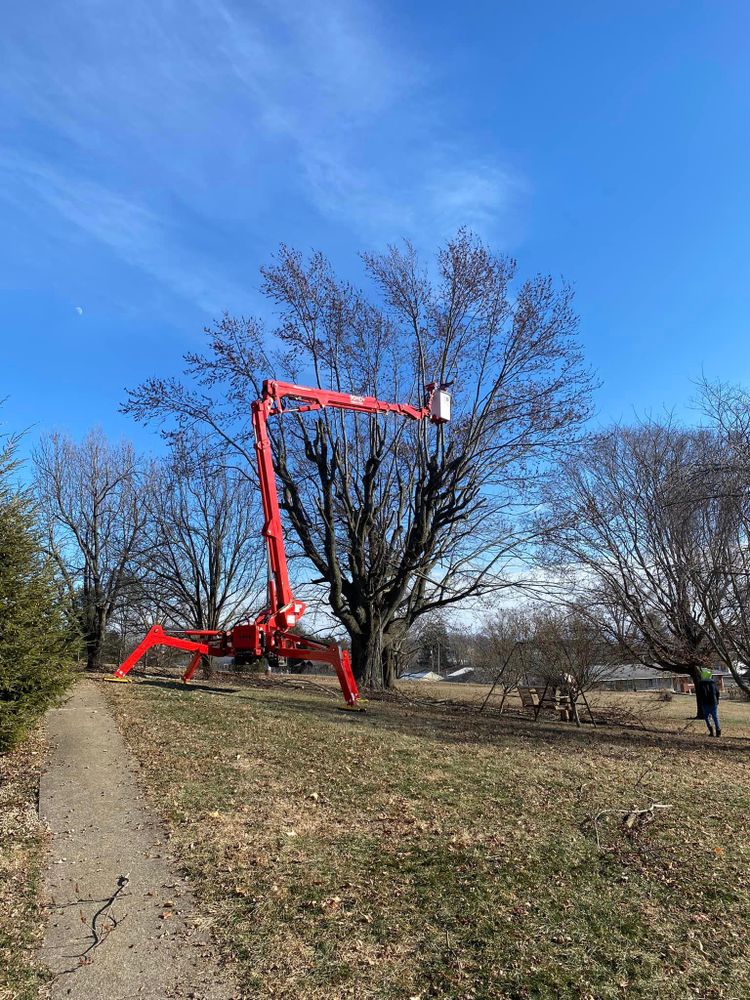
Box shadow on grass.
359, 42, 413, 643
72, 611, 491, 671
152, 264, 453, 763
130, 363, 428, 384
235, 685, 750, 762
133, 677, 240, 696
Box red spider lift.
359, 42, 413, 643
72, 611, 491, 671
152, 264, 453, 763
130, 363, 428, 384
114, 378, 451, 706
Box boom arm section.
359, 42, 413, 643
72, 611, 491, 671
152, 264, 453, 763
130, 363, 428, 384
262, 379, 443, 421
252, 378, 450, 636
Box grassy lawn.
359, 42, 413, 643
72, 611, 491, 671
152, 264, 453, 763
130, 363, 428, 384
102, 677, 750, 1000
0, 729, 50, 1000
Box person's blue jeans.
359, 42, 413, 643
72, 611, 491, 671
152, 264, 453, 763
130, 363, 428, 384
703, 704, 720, 733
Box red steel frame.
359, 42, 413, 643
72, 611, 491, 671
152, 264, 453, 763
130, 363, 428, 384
115, 379, 449, 705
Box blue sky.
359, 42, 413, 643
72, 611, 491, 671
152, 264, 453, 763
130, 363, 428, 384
2, 1, 749, 454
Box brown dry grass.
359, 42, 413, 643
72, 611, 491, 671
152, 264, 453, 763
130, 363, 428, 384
102, 676, 750, 1000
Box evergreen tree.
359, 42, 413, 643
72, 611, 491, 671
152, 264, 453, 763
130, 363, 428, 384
0, 434, 75, 751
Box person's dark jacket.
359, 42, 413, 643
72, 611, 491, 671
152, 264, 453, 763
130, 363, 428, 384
697, 677, 720, 709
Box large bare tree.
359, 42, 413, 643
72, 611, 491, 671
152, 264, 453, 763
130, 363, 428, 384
33, 429, 148, 670
123, 232, 594, 686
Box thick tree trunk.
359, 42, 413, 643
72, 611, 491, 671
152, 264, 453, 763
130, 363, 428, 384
84, 608, 107, 671
382, 647, 398, 689
85, 635, 106, 671
350, 633, 381, 688
85, 641, 99, 671
350, 632, 396, 689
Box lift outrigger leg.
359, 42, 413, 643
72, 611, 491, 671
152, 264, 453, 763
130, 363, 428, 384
114, 625, 211, 682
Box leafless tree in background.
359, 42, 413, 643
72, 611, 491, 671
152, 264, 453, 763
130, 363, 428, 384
33, 429, 148, 670
399, 614, 456, 675
528, 606, 615, 692
537, 420, 726, 691
474, 607, 535, 711
675, 380, 750, 695
123, 232, 594, 687
140, 433, 265, 674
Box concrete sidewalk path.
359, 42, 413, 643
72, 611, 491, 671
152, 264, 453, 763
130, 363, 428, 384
39, 681, 238, 1000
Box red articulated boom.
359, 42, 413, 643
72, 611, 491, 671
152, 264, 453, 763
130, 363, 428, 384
114, 379, 451, 706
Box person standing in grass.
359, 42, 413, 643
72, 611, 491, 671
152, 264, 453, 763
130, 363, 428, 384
697, 667, 721, 737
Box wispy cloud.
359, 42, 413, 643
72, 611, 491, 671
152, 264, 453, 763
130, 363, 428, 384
302, 151, 523, 245
0, 0, 523, 310
204, 0, 519, 244
0, 152, 243, 314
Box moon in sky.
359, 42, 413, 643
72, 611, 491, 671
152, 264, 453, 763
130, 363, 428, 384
75, 306, 84, 315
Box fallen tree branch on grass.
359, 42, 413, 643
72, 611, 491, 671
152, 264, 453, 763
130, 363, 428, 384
586, 803, 672, 851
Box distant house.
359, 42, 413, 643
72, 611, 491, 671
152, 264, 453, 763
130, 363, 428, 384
400, 670, 444, 682
592, 665, 674, 692
591, 664, 733, 693
443, 666, 475, 683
